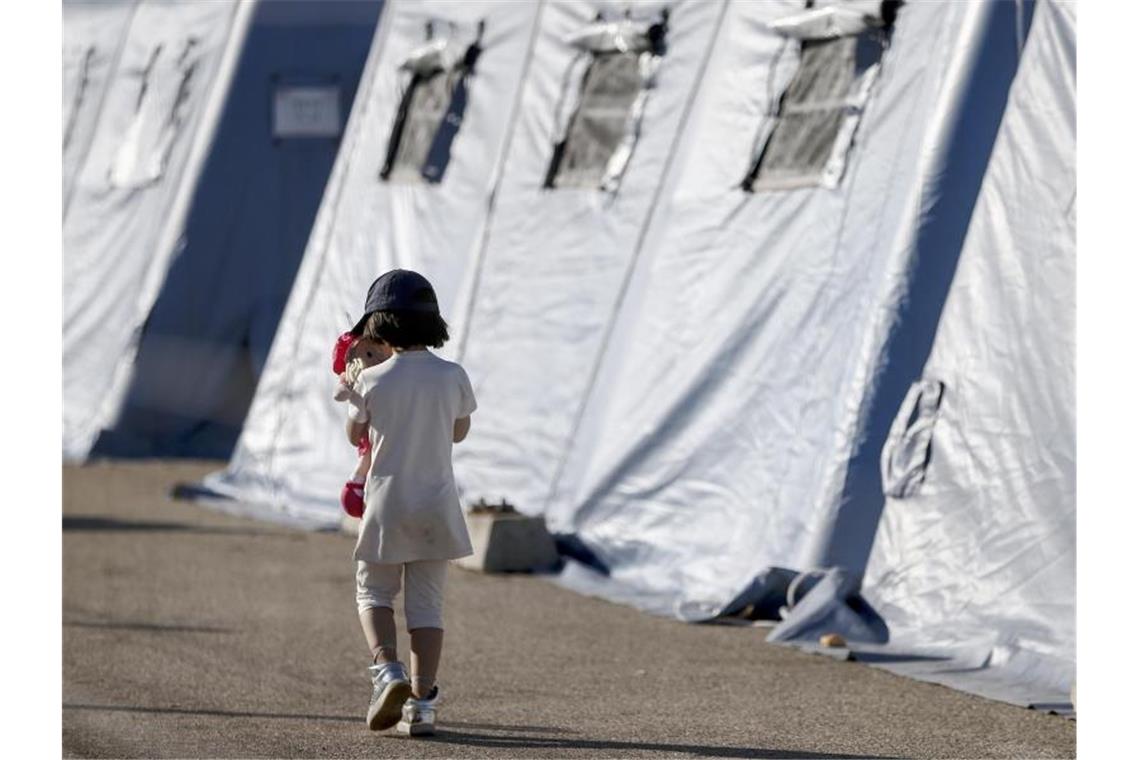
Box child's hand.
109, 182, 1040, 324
333, 374, 356, 402
337, 375, 369, 422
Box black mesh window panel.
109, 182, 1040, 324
746, 31, 884, 191
546, 51, 641, 189
382, 67, 460, 183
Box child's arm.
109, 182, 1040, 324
453, 415, 471, 443
347, 417, 369, 447
352, 446, 372, 481
453, 365, 476, 444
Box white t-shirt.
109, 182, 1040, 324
351, 350, 476, 564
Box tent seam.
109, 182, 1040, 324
453, 0, 549, 364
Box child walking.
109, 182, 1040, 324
335, 269, 476, 736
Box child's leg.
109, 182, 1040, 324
403, 560, 448, 698
409, 628, 443, 698
360, 608, 398, 664
355, 561, 402, 663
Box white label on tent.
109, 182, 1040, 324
273, 85, 341, 138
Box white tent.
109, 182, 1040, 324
510, 0, 1034, 620
857, 0, 1075, 711
196, 0, 1073, 707
765, 0, 1074, 713
63, 1, 381, 460
63, 0, 254, 461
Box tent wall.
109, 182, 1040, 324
203, 0, 543, 521
89, 1, 381, 459
458, 0, 1030, 619
451, 0, 727, 526
63, 0, 253, 461
806, 0, 1035, 576
856, 0, 1075, 709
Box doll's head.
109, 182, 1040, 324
332, 333, 392, 386
347, 337, 391, 370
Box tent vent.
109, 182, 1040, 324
543, 10, 668, 192
743, 5, 896, 192
380, 20, 484, 185
881, 378, 944, 499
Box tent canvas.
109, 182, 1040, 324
857, 0, 1074, 712
63, 0, 136, 205
64, 0, 254, 462
191, 0, 1073, 710
453, 0, 1032, 622
89, 1, 381, 459
63, 1, 381, 461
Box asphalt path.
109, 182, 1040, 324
63, 462, 1076, 759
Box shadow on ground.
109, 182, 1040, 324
63, 515, 279, 536
426, 728, 900, 759
64, 703, 359, 724
62, 703, 898, 759
64, 620, 235, 634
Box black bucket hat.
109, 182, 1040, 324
351, 269, 439, 335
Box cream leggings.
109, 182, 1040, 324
355, 560, 448, 630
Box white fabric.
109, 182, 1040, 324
566, 17, 658, 54
356, 559, 449, 629
352, 351, 476, 564
453, 0, 724, 524
401, 38, 460, 74
341, 379, 370, 422
511, 0, 985, 618
765, 5, 884, 41
63, 0, 251, 460
63, 0, 136, 204
861, 0, 1076, 708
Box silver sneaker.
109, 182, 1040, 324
396, 686, 440, 737
366, 662, 412, 731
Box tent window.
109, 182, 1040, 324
744, 21, 890, 192
108, 37, 200, 190
544, 13, 667, 192
380, 22, 483, 185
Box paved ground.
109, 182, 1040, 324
63, 461, 1076, 759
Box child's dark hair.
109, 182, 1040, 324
362, 310, 449, 349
